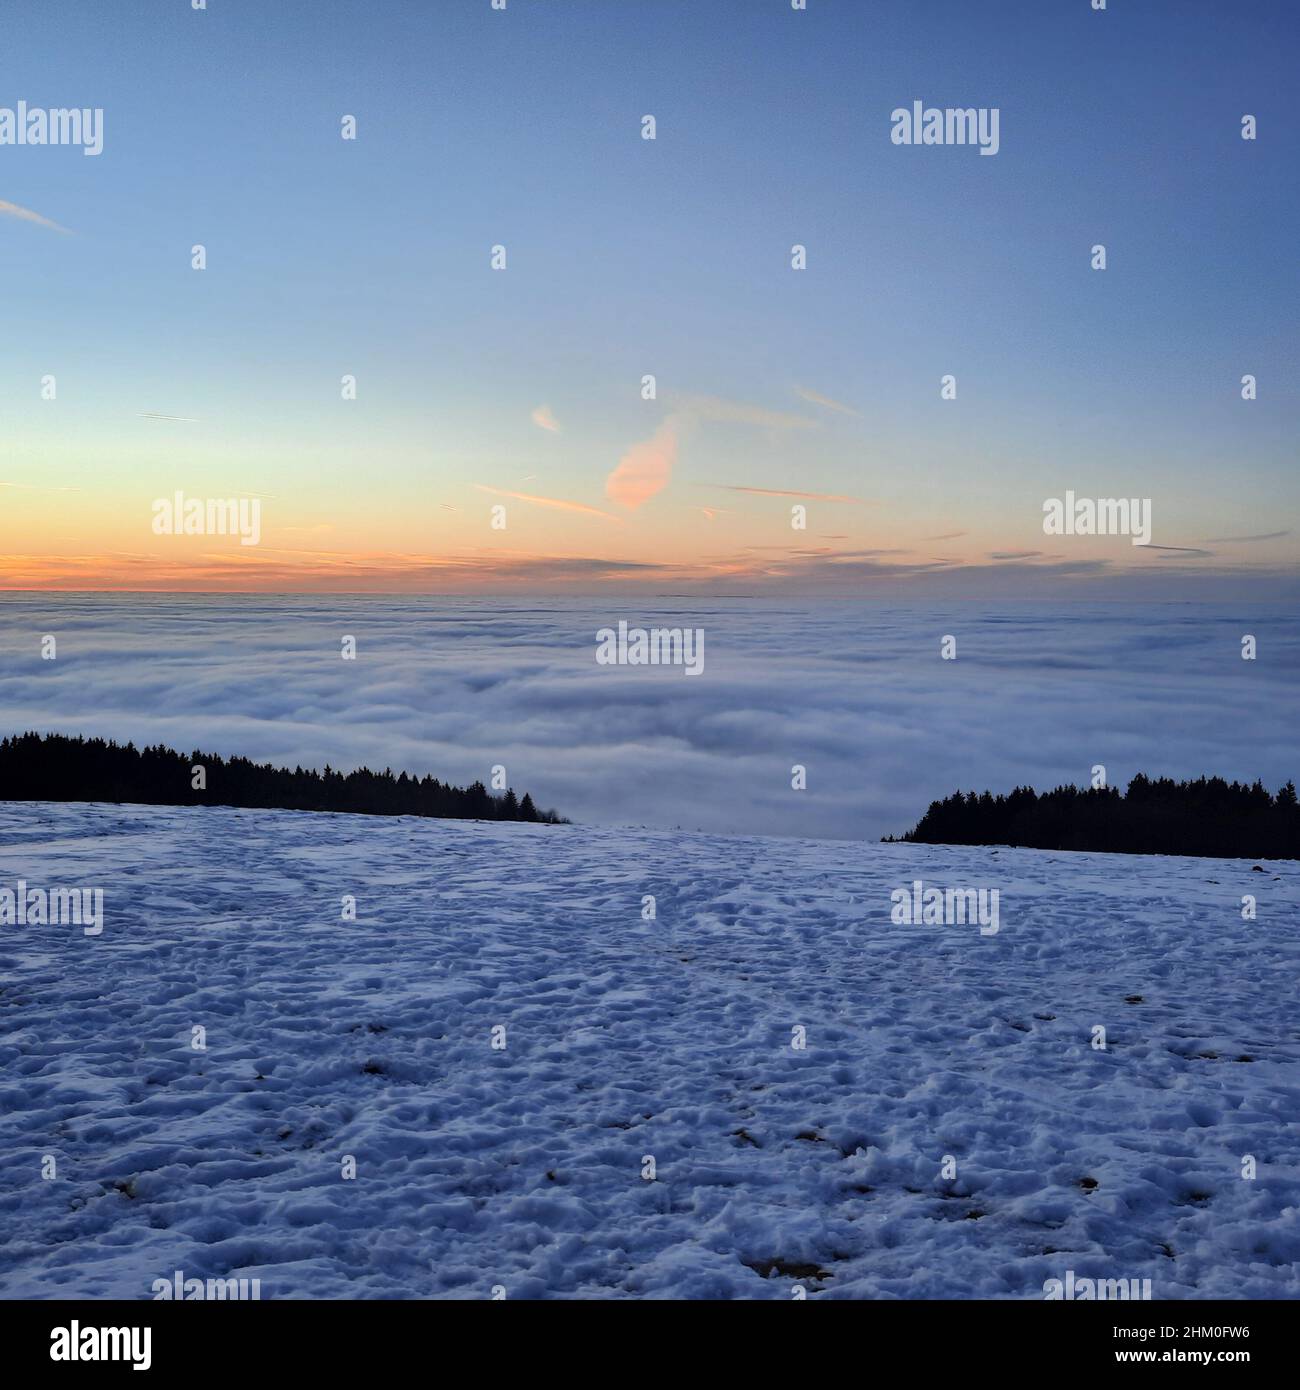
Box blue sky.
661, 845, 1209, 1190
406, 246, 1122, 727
1, 0, 1296, 594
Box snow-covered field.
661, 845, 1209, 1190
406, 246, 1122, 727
0, 801, 1296, 1300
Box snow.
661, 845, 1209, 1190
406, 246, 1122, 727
0, 800, 1297, 1299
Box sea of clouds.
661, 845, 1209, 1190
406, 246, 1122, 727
1, 594, 1295, 840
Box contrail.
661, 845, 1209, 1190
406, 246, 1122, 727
0, 198, 71, 234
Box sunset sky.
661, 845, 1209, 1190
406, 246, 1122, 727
2, 0, 1296, 595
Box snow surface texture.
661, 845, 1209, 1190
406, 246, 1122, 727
0, 801, 1296, 1300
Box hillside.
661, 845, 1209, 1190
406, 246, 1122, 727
0, 802, 1296, 1298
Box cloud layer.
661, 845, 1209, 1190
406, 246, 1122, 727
3, 596, 1295, 842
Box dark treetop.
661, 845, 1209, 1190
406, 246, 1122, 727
0, 731, 565, 825
888, 775, 1299, 861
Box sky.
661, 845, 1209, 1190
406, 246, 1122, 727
1, 0, 1297, 596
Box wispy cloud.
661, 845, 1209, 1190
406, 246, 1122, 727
1201, 531, 1290, 543
0, 548, 666, 591
0, 480, 81, 493
0, 198, 71, 234
1144, 544, 1214, 558
137, 412, 201, 423
530, 404, 560, 433
793, 385, 860, 416
711, 485, 865, 503
3, 541, 1295, 598
679, 395, 817, 431
476, 484, 620, 521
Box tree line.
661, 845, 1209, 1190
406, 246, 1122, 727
888, 774, 1299, 860
0, 731, 566, 824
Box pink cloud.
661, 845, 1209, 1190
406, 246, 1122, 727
606, 422, 677, 510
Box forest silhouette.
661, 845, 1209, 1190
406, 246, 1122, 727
890, 775, 1299, 860
0, 732, 565, 824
